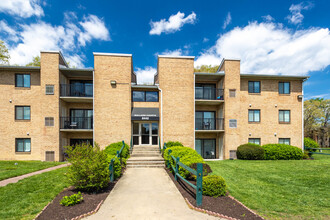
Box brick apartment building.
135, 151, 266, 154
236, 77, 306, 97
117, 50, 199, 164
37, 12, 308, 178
0, 51, 308, 161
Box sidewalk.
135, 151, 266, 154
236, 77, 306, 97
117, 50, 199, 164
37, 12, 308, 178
0, 163, 70, 187
85, 168, 221, 220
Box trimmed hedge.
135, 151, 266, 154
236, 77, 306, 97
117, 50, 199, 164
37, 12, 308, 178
304, 137, 319, 152
164, 146, 204, 179
237, 143, 264, 160
106, 155, 123, 179
262, 144, 303, 160
65, 143, 109, 191
165, 141, 184, 148
202, 175, 227, 197
104, 141, 130, 159
190, 163, 213, 176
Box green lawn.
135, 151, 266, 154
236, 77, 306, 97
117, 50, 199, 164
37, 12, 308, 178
0, 160, 64, 181
0, 167, 70, 220
207, 156, 330, 219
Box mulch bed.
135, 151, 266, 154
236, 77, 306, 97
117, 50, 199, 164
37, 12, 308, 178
165, 168, 264, 220
36, 181, 117, 220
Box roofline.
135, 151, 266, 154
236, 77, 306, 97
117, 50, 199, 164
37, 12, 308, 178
131, 84, 159, 89
59, 67, 93, 72
194, 71, 225, 75
240, 73, 310, 80
158, 55, 195, 59
93, 52, 132, 57
40, 50, 69, 67
0, 65, 40, 71
217, 58, 241, 72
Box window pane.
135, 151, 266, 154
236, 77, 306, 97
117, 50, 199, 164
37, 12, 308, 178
24, 139, 31, 152
284, 111, 290, 122
133, 91, 145, 101
24, 74, 30, 87
195, 87, 203, 99
152, 136, 158, 145
248, 82, 254, 93
279, 83, 283, 94
248, 110, 254, 122
133, 136, 139, 145
146, 91, 158, 102
279, 111, 284, 122
203, 140, 215, 159
17, 140, 24, 152
254, 82, 260, 93
254, 110, 260, 122
284, 83, 290, 94
24, 107, 30, 120
152, 123, 158, 135
16, 107, 23, 119
195, 140, 202, 156
133, 123, 139, 135
16, 75, 23, 87
254, 139, 260, 145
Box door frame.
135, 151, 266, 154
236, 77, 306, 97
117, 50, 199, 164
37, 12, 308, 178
132, 121, 159, 146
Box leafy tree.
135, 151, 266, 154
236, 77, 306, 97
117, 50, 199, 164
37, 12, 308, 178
26, 56, 40, 66
304, 98, 330, 147
194, 65, 219, 73
0, 40, 10, 64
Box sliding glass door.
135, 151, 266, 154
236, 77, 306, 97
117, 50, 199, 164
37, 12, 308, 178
195, 139, 216, 159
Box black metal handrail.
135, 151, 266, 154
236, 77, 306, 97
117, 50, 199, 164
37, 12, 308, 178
60, 84, 93, 97
195, 87, 224, 100
195, 118, 224, 130
60, 117, 93, 129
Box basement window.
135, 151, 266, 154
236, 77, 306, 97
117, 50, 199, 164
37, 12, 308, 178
45, 117, 54, 126
45, 85, 54, 95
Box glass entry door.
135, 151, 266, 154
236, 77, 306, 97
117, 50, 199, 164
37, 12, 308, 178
132, 122, 158, 145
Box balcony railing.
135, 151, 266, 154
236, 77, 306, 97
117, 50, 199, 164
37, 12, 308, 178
60, 117, 93, 130
195, 87, 224, 100
60, 84, 93, 97
195, 118, 224, 130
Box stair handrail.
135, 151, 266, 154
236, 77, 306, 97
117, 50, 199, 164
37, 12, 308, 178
109, 140, 126, 182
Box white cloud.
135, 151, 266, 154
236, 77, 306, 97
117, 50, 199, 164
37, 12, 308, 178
286, 2, 314, 25
0, 0, 44, 18
0, 20, 19, 42
78, 15, 110, 46
203, 37, 209, 43
262, 15, 274, 22
222, 12, 232, 29
149, 11, 196, 35
160, 49, 183, 57
135, 66, 157, 84
195, 22, 330, 76
4, 14, 110, 67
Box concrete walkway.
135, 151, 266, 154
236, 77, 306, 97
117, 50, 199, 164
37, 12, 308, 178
0, 163, 70, 187
85, 168, 221, 220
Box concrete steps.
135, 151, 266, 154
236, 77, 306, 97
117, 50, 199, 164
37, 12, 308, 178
128, 145, 164, 168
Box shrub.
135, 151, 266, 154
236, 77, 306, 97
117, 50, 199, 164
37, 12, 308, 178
190, 163, 213, 176
262, 144, 303, 160
202, 175, 227, 197
106, 155, 122, 180
65, 143, 109, 191
304, 138, 319, 152
236, 143, 264, 160
303, 152, 310, 159
60, 192, 83, 206
104, 141, 130, 159
164, 146, 205, 179
165, 141, 184, 148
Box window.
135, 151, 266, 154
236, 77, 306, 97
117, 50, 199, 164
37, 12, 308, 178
45, 85, 54, 95
45, 117, 54, 126
279, 138, 290, 145
248, 81, 260, 93
195, 84, 217, 100
195, 139, 216, 159
15, 106, 30, 120
70, 139, 93, 146
279, 110, 290, 123
195, 111, 215, 130
229, 89, 236, 97
16, 138, 31, 152
229, 119, 237, 128
249, 138, 261, 145
69, 80, 93, 97
248, 110, 260, 122
132, 91, 159, 102
15, 74, 30, 88
279, 82, 290, 94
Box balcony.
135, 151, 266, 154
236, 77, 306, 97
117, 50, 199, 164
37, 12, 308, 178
195, 118, 224, 132
60, 117, 93, 131
195, 87, 224, 105
60, 84, 93, 103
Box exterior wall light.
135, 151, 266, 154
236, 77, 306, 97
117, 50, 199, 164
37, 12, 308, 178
297, 95, 303, 99
27, 132, 29, 136
249, 104, 252, 107
249, 133, 252, 136
275, 104, 277, 108
274, 133, 277, 137
9, 99, 12, 103
110, 80, 116, 86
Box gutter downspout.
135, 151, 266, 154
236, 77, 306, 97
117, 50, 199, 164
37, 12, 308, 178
302, 79, 305, 152
93, 70, 95, 147
156, 85, 163, 147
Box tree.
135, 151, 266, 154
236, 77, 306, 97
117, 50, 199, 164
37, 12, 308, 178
194, 65, 219, 73
0, 40, 10, 65
304, 98, 330, 147
26, 56, 40, 67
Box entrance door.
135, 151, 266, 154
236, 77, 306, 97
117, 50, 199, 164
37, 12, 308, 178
132, 122, 158, 146
141, 123, 150, 145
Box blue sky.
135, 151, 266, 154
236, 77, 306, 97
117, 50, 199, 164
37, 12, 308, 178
0, 0, 329, 99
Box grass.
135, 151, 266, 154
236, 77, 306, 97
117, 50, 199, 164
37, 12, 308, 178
0, 167, 70, 220
207, 155, 330, 219
0, 160, 64, 181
